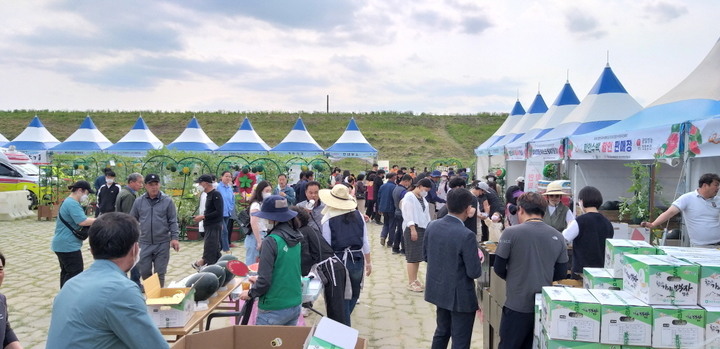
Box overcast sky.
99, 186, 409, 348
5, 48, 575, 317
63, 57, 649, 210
0, 0, 717, 114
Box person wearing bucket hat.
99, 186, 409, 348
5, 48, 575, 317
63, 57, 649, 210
541, 180, 575, 232
318, 184, 371, 326
239, 195, 303, 326
52, 180, 97, 288
485, 172, 502, 195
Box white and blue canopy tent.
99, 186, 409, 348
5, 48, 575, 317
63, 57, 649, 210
326, 118, 378, 160
216, 117, 271, 154
538, 65, 642, 141
0, 133, 8, 147
270, 118, 324, 157
51, 116, 113, 155
474, 100, 526, 177
166, 117, 218, 152
106, 116, 164, 156
503, 82, 581, 185
6, 116, 60, 151
490, 92, 548, 151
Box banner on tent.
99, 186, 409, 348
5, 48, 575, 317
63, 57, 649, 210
326, 151, 376, 158
685, 119, 718, 158
504, 143, 526, 161
525, 157, 544, 192
528, 139, 565, 161
568, 123, 681, 160
26, 151, 48, 165
488, 147, 504, 157
106, 150, 148, 158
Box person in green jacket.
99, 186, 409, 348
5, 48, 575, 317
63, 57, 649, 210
240, 195, 303, 326
115, 173, 144, 214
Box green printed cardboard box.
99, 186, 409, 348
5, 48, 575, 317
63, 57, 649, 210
588, 289, 652, 347
598, 345, 651, 349
704, 306, 720, 349
542, 330, 601, 349
623, 254, 699, 305
679, 258, 720, 306
583, 268, 623, 290
652, 305, 705, 349
604, 239, 656, 278
541, 287, 601, 343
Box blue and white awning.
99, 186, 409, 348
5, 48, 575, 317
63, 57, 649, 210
0, 133, 8, 147
216, 117, 271, 154
326, 118, 378, 158
167, 117, 218, 152
105, 116, 164, 155
510, 81, 580, 145
539, 65, 642, 140
6, 116, 60, 151
475, 100, 525, 155
490, 92, 548, 150
270, 118, 324, 156
51, 116, 113, 154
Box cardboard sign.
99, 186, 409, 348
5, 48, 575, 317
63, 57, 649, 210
525, 157, 544, 192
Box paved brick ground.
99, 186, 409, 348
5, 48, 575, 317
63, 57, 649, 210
0, 218, 483, 349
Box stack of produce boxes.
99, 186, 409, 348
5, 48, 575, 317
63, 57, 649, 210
532, 240, 720, 348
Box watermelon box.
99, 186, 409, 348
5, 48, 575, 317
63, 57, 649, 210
651, 305, 705, 349
655, 246, 707, 255
542, 329, 601, 349
623, 254, 699, 305
588, 289, 652, 347
604, 239, 656, 278
583, 268, 622, 290
541, 287, 601, 343
704, 306, 720, 349
143, 273, 196, 328
598, 345, 651, 349
681, 258, 720, 306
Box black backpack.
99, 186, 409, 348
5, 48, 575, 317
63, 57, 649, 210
236, 206, 253, 236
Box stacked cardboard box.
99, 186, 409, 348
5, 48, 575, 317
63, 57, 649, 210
541, 287, 601, 344
583, 268, 622, 290
622, 254, 699, 306
604, 239, 656, 278
588, 289, 652, 347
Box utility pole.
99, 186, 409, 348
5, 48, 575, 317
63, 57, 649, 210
326, 95, 329, 113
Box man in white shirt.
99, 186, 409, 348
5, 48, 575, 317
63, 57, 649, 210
643, 173, 720, 246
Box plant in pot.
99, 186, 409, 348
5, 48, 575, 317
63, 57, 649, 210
174, 194, 199, 240
618, 161, 669, 226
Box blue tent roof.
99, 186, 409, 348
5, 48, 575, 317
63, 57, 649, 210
271, 118, 324, 155
106, 116, 164, 152
51, 116, 113, 152
216, 117, 271, 153
475, 100, 526, 155
588, 65, 628, 95
6, 116, 60, 151
326, 118, 378, 157
167, 117, 218, 151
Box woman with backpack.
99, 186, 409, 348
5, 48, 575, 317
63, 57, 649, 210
245, 180, 272, 265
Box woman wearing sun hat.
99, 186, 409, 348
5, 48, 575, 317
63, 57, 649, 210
319, 184, 372, 326
541, 180, 575, 232
239, 195, 304, 326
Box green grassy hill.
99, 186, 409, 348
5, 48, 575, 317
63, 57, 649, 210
0, 110, 506, 171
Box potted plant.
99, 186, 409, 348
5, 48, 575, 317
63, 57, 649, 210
619, 161, 669, 225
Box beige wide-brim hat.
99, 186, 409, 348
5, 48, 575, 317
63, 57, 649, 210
543, 180, 570, 196
319, 184, 357, 210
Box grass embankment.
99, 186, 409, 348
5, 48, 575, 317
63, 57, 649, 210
0, 110, 506, 172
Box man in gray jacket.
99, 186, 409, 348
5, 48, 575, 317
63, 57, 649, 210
129, 173, 180, 287
115, 172, 144, 290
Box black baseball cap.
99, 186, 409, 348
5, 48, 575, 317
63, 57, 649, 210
144, 173, 160, 183
194, 174, 213, 183
68, 180, 95, 194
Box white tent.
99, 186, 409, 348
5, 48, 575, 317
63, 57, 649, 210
539, 65, 642, 141
0, 133, 8, 147
106, 116, 164, 156
475, 100, 526, 155
167, 117, 218, 152
490, 92, 548, 151
216, 117, 271, 154
508, 81, 580, 145
51, 116, 113, 154
325, 118, 378, 158
6, 116, 60, 151
270, 118, 324, 157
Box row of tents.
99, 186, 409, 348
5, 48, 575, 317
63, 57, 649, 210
0, 116, 378, 158
475, 37, 720, 206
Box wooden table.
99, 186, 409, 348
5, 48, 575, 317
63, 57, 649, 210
160, 277, 243, 340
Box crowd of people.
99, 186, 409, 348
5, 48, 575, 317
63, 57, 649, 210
4, 163, 720, 349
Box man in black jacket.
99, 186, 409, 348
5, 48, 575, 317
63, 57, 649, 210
391, 174, 413, 254
436, 177, 478, 235
96, 170, 121, 215
192, 174, 224, 268
372, 169, 385, 224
